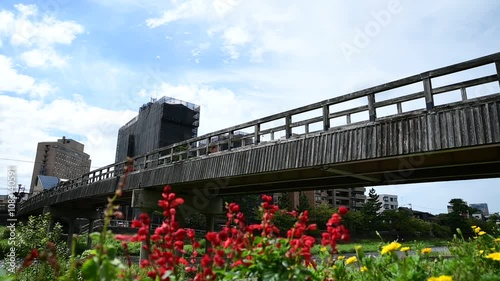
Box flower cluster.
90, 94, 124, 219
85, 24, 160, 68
117, 185, 200, 280
321, 206, 350, 253
122, 187, 352, 280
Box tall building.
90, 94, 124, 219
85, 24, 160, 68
115, 97, 200, 162
29, 137, 91, 193
470, 203, 489, 217
273, 187, 366, 211
377, 194, 398, 213
327, 188, 366, 211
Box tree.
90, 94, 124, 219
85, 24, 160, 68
449, 198, 470, 217
277, 192, 292, 211
223, 194, 261, 223
359, 188, 383, 233
296, 192, 310, 213
361, 188, 382, 217
309, 203, 336, 230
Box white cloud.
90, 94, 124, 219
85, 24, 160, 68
19, 47, 67, 68
0, 4, 83, 68
145, 0, 210, 28
5, 4, 83, 47
0, 95, 137, 192
0, 54, 56, 97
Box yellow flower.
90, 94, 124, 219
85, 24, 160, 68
346, 256, 357, 265
400, 247, 411, 252
320, 247, 327, 252
471, 225, 477, 229
360, 266, 368, 272
494, 238, 500, 242
355, 245, 362, 251
381, 242, 402, 255
421, 248, 432, 254
479, 250, 484, 255
474, 227, 481, 233
337, 255, 345, 260
332, 265, 337, 270
478, 231, 486, 236
428, 275, 453, 281
486, 252, 500, 261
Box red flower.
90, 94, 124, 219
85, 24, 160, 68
338, 206, 349, 216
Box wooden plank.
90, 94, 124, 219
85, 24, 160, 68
496, 61, 500, 87
376, 124, 382, 157
483, 104, 492, 143
360, 127, 367, 159
426, 115, 433, 151
461, 87, 467, 101
433, 75, 498, 95
467, 107, 476, 145
475, 106, 485, 144
492, 102, 500, 142
323, 105, 330, 131
285, 115, 292, 138
367, 94, 376, 122
460, 107, 469, 146
375, 91, 424, 108
438, 112, 446, 149
423, 78, 434, 110
338, 130, 345, 162
435, 113, 442, 150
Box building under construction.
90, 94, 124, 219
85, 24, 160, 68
115, 97, 200, 162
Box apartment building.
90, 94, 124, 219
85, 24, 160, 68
29, 137, 91, 193
378, 194, 398, 213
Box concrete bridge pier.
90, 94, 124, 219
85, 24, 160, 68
86, 218, 96, 249
43, 206, 100, 252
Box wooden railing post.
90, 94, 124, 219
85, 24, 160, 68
460, 87, 467, 101
423, 77, 434, 110
285, 115, 292, 138
228, 131, 233, 151
367, 94, 376, 122
254, 124, 260, 144
496, 61, 500, 87
322, 105, 330, 131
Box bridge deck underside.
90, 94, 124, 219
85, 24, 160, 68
20, 96, 500, 215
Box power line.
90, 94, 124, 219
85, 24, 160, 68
0, 157, 101, 169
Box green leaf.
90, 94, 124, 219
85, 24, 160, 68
81, 258, 98, 281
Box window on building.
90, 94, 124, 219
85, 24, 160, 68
383, 196, 388, 202
384, 204, 389, 209
390, 197, 393, 202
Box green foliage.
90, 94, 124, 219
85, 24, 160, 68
308, 203, 336, 230
15, 213, 66, 257
296, 192, 310, 213
223, 194, 261, 222
272, 211, 296, 236
183, 213, 206, 230
277, 192, 292, 211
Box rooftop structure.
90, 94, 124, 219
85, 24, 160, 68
115, 97, 200, 162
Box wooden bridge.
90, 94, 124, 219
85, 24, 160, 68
18, 52, 500, 218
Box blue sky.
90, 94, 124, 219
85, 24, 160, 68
0, 0, 499, 215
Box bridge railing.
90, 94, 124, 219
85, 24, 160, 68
18, 52, 500, 213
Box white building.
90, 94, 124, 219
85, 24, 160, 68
378, 194, 398, 213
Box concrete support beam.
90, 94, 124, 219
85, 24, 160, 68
87, 218, 95, 249
44, 206, 100, 220
67, 218, 75, 254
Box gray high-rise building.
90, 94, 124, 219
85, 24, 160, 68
115, 97, 200, 162
30, 137, 91, 193
470, 203, 489, 217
